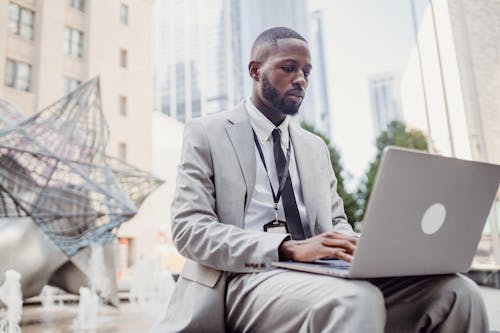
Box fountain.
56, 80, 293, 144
129, 257, 156, 308
89, 246, 111, 300
0, 77, 164, 332
39, 285, 63, 310
0, 81, 164, 302
128, 256, 176, 317
73, 287, 99, 331
72, 245, 110, 331
0, 270, 22, 333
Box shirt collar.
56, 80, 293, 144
245, 98, 290, 149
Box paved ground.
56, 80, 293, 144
16, 286, 500, 332
20, 303, 159, 333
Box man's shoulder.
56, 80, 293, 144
186, 104, 247, 129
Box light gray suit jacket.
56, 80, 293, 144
152, 103, 352, 333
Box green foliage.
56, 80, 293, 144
300, 121, 428, 227
357, 121, 428, 219
301, 122, 360, 227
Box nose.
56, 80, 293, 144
293, 71, 307, 89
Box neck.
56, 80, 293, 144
250, 95, 286, 126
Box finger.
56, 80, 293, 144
321, 248, 353, 263
321, 238, 356, 251
321, 238, 356, 254
333, 232, 358, 245
324, 232, 358, 245
334, 250, 353, 263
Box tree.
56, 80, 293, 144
357, 121, 428, 219
301, 122, 360, 227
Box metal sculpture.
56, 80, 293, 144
0, 77, 163, 299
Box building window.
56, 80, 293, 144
66, 0, 85, 12
120, 4, 129, 25
64, 27, 84, 58
8, 3, 35, 40
4, 59, 32, 92
62, 76, 81, 95
117, 238, 133, 280
119, 96, 127, 116
118, 142, 127, 161
120, 49, 128, 68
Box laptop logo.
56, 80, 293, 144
421, 203, 446, 235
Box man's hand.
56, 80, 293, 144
279, 232, 358, 263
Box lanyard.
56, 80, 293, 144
252, 129, 291, 221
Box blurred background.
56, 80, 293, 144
1, 0, 499, 282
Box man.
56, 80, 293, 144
152, 27, 489, 332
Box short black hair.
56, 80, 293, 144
251, 27, 307, 54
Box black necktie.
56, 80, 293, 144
272, 128, 306, 240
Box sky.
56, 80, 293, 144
308, 0, 427, 189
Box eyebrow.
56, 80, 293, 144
278, 58, 313, 69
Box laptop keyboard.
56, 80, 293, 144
315, 259, 352, 270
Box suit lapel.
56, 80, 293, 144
289, 123, 318, 231
224, 104, 256, 211
223, 106, 321, 230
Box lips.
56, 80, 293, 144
286, 90, 305, 98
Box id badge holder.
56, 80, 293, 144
263, 220, 288, 234
263, 205, 288, 234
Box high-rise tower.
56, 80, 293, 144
154, 0, 243, 122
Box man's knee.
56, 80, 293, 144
425, 274, 489, 332
442, 274, 486, 310
349, 281, 385, 315
316, 281, 385, 332
317, 281, 386, 322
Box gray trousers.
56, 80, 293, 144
226, 269, 489, 333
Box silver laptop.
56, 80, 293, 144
273, 146, 500, 278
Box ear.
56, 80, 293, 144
248, 61, 260, 82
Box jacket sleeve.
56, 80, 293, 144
322, 141, 354, 235
170, 120, 289, 273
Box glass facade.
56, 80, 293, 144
308, 10, 331, 138
154, 0, 329, 139
154, 0, 243, 122
369, 73, 404, 136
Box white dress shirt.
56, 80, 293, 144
243, 99, 312, 238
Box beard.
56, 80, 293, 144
261, 75, 302, 115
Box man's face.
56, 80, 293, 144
256, 38, 312, 115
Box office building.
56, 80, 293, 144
0, 0, 156, 273
155, 0, 332, 138
239, 1, 331, 136
239, 0, 310, 96
305, 9, 331, 138
369, 71, 404, 137
400, 0, 500, 262
154, 0, 243, 122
